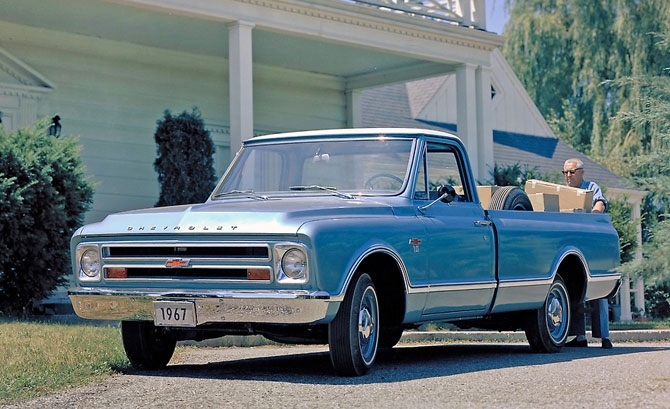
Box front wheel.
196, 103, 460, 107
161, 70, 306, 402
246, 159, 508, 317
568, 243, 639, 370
525, 276, 571, 352
121, 321, 176, 369
328, 273, 380, 376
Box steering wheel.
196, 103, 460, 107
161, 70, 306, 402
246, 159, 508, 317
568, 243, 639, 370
364, 173, 404, 190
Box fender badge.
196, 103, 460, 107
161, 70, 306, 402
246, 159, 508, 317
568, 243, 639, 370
409, 238, 421, 253
165, 258, 191, 268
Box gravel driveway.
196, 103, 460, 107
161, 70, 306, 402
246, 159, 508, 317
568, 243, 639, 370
4, 341, 670, 409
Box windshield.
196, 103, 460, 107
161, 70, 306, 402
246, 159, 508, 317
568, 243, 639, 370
213, 137, 415, 197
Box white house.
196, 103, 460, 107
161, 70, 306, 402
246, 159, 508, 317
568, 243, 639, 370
0, 0, 644, 319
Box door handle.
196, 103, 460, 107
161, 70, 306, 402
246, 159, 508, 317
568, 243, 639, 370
474, 220, 492, 226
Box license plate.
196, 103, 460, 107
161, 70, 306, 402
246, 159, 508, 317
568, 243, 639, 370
153, 301, 196, 327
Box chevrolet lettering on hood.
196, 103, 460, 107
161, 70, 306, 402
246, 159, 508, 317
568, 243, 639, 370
68, 128, 621, 377
126, 225, 237, 231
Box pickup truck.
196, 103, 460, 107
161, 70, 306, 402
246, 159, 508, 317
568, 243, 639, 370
69, 128, 621, 376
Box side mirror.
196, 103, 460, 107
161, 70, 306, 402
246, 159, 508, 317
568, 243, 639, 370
438, 185, 457, 203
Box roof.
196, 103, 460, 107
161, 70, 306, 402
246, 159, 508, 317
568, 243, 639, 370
360, 83, 637, 190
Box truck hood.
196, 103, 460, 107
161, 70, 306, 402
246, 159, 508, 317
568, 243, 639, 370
77, 197, 397, 236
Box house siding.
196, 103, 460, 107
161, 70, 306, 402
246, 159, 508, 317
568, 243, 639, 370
1, 22, 348, 223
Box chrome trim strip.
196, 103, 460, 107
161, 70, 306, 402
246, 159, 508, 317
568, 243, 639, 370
497, 277, 554, 288
407, 281, 498, 294
69, 288, 333, 324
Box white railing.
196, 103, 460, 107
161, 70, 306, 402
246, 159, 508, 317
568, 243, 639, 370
344, 0, 487, 29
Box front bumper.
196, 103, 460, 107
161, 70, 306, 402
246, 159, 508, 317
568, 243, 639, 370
69, 288, 336, 325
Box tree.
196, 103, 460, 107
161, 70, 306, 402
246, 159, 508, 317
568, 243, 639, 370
154, 108, 217, 206
502, 0, 670, 158
0, 120, 94, 316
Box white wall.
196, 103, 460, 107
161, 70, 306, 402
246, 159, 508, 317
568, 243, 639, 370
0, 22, 348, 223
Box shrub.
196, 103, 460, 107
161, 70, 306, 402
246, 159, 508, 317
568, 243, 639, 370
0, 120, 94, 316
645, 284, 670, 319
487, 162, 556, 187
153, 108, 216, 206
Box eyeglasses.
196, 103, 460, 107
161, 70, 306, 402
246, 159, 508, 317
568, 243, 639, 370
562, 168, 582, 175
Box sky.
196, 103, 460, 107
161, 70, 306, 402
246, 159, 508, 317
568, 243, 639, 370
485, 0, 510, 34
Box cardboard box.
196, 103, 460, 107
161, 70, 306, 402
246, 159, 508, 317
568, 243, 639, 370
524, 179, 593, 213
528, 192, 560, 212
455, 185, 500, 209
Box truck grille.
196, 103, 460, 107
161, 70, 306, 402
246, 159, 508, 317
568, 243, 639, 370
101, 243, 272, 281
106, 245, 269, 258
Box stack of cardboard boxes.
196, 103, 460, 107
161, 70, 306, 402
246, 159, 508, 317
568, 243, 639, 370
460, 182, 593, 212
524, 179, 593, 213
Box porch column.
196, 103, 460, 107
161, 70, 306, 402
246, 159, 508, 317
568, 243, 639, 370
346, 89, 362, 128
619, 277, 632, 321
228, 21, 255, 160
476, 65, 494, 180
456, 63, 480, 180
634, 277, 646, 316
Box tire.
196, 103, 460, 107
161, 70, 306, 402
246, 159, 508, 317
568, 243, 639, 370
328, 273, 380, 376
121, 321, 177, 370
525, 276, 571, 352
488, 186, 533, 211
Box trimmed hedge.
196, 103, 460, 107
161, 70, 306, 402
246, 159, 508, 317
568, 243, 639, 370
154, 108, 216, 206
0, 121, 94, 316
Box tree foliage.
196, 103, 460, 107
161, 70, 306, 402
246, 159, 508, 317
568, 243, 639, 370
0, 120, 94, 316
154, 108, 217, 207
503, 0, 670, 158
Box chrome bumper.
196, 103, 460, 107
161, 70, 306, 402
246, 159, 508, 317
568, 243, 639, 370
69, 288, 336, 325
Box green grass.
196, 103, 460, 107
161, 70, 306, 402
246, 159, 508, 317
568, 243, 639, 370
0, 319, 130, 405
610, 319, 670, 330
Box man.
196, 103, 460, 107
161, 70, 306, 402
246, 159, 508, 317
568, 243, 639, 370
563, 158, 613, 349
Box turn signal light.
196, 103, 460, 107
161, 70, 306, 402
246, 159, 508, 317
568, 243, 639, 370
247, 268, 271, 280
106, 267, 128, 279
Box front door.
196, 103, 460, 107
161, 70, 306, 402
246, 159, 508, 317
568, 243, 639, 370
413, 140, 496, 317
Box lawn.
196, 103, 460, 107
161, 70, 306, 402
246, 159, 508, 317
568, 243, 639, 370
0, 319, 129, 405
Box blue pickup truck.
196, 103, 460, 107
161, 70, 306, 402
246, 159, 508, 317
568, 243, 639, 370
69, 128, 620, 376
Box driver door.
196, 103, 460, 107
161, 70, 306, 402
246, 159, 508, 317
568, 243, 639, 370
413, 140, 496, 317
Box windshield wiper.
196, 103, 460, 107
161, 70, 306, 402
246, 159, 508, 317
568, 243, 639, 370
289, 185, 355, 199
212, 190, 269, 200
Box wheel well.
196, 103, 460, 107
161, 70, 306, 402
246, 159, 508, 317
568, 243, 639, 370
556, 254, 587, 306
356, 251, 406, 329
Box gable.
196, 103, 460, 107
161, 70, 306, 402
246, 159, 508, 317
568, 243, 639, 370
0, 47, 54, 90
0, 46, 54, 130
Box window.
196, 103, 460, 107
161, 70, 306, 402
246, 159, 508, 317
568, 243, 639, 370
414, 142, 468, 201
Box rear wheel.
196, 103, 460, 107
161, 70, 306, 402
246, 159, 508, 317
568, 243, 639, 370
121, 321, 176, 369
328, 273, 379, 376
525, 276, 571, 352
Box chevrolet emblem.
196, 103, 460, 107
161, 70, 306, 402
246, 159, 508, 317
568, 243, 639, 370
165, 258, 190, 268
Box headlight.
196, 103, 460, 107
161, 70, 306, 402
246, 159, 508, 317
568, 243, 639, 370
77, 246, 101, 281
281, 249, 307, 279
275, 244, 308, 283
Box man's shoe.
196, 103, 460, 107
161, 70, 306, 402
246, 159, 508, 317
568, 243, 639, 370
565, 338, 588, 347
602, 338, 613, 349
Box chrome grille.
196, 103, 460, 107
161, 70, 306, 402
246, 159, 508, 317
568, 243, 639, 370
100, 242, 272, 281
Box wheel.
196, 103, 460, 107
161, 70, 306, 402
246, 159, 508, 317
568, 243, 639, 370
364, 173, 403, 190
525, 276, 571, 352
488, 186, 533, 210
121, 321, 177, 369
328, 273, 380, 376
